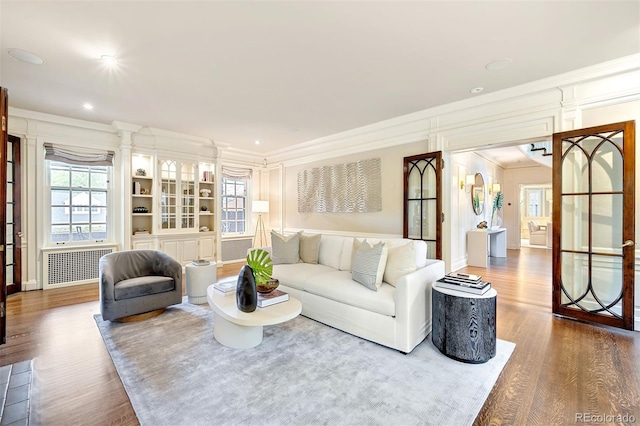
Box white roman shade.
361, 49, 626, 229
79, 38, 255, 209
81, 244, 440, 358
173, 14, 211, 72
44, 143, 115, 166
221, 166, 252, 179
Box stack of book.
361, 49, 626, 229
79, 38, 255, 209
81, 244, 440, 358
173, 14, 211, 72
192, 259, 210, 266
257, 289, 289, 307
213, 280, 236, 296
436, 272, 491, 295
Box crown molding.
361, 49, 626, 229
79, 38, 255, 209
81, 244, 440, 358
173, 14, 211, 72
253, 53, 640, 165
9, 107, 115, 133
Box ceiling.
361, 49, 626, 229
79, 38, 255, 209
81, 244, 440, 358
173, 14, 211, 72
1, 1, 639, 155
475, 144, 545, 169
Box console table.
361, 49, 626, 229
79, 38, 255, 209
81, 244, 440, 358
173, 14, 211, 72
467, 228, 507, 267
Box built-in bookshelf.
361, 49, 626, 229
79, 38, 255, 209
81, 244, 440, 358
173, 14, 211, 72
199, 162, 215, 232
132, 154, 154, 235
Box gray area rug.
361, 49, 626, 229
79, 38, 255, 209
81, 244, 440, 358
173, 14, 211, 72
95, 300, 515, 426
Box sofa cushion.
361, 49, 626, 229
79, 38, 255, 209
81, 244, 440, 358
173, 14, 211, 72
414, 240, 428, 268
272, 263, 336, 291
383, 241, 416, 286
114, 276, 175, 300
351, 241, 388, 291
300, 233, 321, 264
305, 270, 395, 317
318, 235, 345, 269
271, 231, 301, 264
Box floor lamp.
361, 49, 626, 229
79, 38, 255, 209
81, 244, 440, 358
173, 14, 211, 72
252, 200, 269, 248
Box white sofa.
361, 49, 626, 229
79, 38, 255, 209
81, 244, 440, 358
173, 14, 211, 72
270, 235, 445, 353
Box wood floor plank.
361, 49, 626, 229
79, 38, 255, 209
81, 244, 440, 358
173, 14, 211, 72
2, 253, 639, 425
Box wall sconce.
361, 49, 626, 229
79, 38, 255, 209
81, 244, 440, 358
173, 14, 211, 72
489, 183, 501, 194
460, 174, 475, 192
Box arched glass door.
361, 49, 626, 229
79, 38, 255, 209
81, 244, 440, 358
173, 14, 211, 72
403, 152, 442, 260
553, 121, 635, 330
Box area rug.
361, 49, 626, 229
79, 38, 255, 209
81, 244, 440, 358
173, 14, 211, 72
95, 301, 515, 426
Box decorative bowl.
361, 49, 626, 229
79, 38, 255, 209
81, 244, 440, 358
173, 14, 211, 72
256, 278, 279, 294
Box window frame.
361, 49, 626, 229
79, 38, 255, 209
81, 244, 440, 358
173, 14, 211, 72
47, 160, 112, 245
221, 176, 249, 235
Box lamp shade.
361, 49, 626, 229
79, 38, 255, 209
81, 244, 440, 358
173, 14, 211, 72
492, 183, 501, 193
465, 175, 475, 185
252, 200, 269, 214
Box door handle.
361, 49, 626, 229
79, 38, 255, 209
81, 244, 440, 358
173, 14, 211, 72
618, 240, 635, 248
17, 232, 23, 238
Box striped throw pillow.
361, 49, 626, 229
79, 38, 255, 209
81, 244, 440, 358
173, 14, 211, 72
351, 240, 388, 291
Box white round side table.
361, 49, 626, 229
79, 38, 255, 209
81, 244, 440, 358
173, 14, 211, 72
185, 262, 217, 304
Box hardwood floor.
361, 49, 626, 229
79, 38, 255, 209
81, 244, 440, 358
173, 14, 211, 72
2, 251, 639, 425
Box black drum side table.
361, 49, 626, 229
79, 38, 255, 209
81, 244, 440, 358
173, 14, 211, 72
431, 282, 497, 363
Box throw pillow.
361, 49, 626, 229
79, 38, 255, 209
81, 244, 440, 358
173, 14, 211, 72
299, 234, 321, 264
383, 242, 417, 286
271, 231, 301, 265
351, 241, 388, 291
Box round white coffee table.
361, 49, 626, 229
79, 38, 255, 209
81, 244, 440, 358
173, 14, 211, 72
207, 284, 302, 349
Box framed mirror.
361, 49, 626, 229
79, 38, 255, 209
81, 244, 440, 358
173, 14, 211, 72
471, 173, 485, 215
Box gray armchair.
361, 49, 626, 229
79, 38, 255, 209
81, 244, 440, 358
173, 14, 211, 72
99, 250, 182, 321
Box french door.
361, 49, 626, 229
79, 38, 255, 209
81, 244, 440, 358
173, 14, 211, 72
1, 87, 8, 345
7, 135, 21, 295
552, 121, 635, 330
403, 152, 442, 260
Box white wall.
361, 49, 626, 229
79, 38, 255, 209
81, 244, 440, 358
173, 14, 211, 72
273, 140, 428, 236
448, 152, 505, 271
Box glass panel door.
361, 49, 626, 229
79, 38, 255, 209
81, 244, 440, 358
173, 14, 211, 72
403, 152, 442, 260
553, 121, 635, 330
161, 160, 177, 230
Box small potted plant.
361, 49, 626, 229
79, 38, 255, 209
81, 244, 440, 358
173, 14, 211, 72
246, 249, 279, 293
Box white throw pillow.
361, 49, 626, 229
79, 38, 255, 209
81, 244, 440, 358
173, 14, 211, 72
299, 233, 321, 264
414, 240, 428, 268
351, 240, 388, 291
383, 242, 417, 286
271, 231, 301, 264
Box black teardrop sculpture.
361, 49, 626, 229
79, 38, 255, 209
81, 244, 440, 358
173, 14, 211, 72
236, 265, 257, 312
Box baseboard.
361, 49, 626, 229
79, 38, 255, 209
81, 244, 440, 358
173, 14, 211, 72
24, 279, 39, 291
635, 307, 640, 331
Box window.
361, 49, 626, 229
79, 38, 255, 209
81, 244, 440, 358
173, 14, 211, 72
521, 185, 552, 219
221, 177, 247, 234
49, 161, 110, 243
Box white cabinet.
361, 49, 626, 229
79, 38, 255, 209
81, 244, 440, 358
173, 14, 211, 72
199, 234, 215, 260
132, 238, 155, 251
160, 237, 198, 264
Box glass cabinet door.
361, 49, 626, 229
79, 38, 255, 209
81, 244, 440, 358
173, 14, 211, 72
160, 160, 177, 230
159, 159, 196, 231
181, 162, 196, 230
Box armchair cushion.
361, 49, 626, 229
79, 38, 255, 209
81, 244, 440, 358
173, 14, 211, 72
115, 276, 175, 300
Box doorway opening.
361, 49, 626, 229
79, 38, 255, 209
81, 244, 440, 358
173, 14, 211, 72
520, 184, 552, 249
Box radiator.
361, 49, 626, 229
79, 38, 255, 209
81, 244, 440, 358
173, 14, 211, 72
221, 238, 253, 262
42, 246, 115, 289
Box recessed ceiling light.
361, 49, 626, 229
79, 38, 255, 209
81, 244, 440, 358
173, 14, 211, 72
254, 140, 261, 145
83, 103, 94, 110
470, 87, 484, 94
485, 58, 512, 71
8, 48, 44, 65
100, 55, 118, 65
